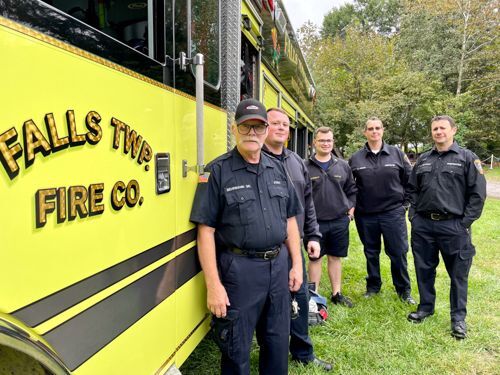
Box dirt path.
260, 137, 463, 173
487, 179, 500, 199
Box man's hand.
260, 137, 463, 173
207, 282, 230, 318
348, 207, 355, 221
289, 265, 303, 292
307, 240, 321, 259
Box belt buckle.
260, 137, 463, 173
263, 250, 273, 260
430, 213, 440, 221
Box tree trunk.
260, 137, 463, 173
456, 0, 470, 96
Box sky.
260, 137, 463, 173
284, 0, 354, 31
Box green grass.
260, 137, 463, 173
181, 199, 500, 374
484, 166, 500, 183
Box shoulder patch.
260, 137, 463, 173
474, 159, 484, 174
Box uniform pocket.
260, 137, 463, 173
268, 183, 289, 220
416, 164, 432, 188
455, 218, 469, 234
210, 308, 240, 360
459, 244, 476, 260
442, 164, 465, 190
442, 166, 465, 176
225, 189, 257, 225
218, 251, 236, 279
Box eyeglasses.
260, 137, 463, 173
316, 139, 333, 144
237, 123, 268, 135
366, 126, 383, 131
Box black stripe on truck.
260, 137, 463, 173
43, 246, 201, 371
12, 229, 197, 326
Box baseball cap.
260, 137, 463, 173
235, 99, 268, 125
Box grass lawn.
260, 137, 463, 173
484, 166, 500, 183
181, 197, 500, 375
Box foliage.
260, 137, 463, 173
298, 0, 499, 158
356, 0, 403, 35
296, 21, 321, 68
322, 3, 358, 39
400, 0, 499, 96
322, 0, 403, 38
306, 25, 449, 156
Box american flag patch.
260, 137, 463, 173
198, 172, 210, 183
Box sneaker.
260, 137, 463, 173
399, 290, 417, 305
331, 292, 354, 308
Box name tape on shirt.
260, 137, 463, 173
226, 185, 251, 192
446, 162, 463, 167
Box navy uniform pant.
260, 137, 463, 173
218, 245, 290, 375
355, 206, 411, 294
289, 248, 314, 362
411, 215, 475, 322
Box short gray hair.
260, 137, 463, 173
365, 117, 383, 130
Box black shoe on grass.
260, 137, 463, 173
331, 292, 354, 308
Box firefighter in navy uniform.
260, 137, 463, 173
190, 99, 303, 375
263, 108, 332, 372
349, 117, 416, 303
306, 127, 357, 308
407, 115, 486, 339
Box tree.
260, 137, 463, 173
373, 70, 445, 153
322, 3, 358, 39
402, 0, 499, 95
356, 0, 403, 35
297, 0, 499, 158
322, 0, 403, 38
311, 27, 397, 148
396, 9, 462, 93
296, 21, 321, 67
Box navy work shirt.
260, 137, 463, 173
408, 141, 486, 227
349, 142, 411, 214
262, 146, 322, 242
306, 154, 357, 221
190, 148, 302, 251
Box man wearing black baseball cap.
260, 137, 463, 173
191, 98, 303, 374
234, 98, 269, 124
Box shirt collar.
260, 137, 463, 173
262, 144, 290, 160
231, 147, 274, 173
311, 153, 337, 164
364, 141, 389, 155
431, 141, 460, 155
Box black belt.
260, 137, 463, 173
228, 246, 280, 260
420, 212, 457, 221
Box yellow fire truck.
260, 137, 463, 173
0, 1, 317, 373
